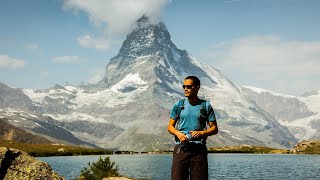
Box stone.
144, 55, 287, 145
290, 140, 320, 154
0, 147, 65, 180
102, 177, 132, 180
57, 148, 67, 152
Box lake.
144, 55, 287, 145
38, 154, 320, 180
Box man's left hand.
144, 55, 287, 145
190, 131, 203, 138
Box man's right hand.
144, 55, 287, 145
168, 118, 188, 144
176, 131, 188, 144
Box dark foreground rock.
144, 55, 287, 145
0, 147, 65, 180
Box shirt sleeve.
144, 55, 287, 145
206, 102, 217, 122
169, 101, 180, 120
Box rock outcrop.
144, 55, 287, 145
290, 140, 320, 154
0, 147, 65, 180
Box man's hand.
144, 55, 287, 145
190, 131, 203, 138
190, 121, 219, 139
168, 118, 189, 144
176, 131, 188, 144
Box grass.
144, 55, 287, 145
208, 145, 289, 154
0, 140, 112, 157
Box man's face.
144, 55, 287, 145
183, 79, 199, 97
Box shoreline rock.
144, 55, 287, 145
290, 140, 320, 154
0, 147, 65, 180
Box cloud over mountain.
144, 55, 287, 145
203, 35, 320, 95
63, 0, 171, 51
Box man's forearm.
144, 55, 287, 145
197, 121, 218, 138
201, 126, 218, 137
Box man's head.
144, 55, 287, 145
183, 76, 200, 97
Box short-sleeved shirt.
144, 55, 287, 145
170, 98, 216, 143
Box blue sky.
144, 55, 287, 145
1, 0, 320, 96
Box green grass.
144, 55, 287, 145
0, 140, 112, 157
208, 145, 288, 154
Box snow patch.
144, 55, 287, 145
243, 86, 295, 98
28, 114, 38, 118
133, 55, 152, 68
23, 88, 75, 103
111, 73, 148, 92
47, 112, 108, 123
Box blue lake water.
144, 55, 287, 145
38, 154, 320, 180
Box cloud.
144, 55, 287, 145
25, 43, 39, 50
87, 68, 105, 84
77, 34, 110, 51
25, 43, 43, 57
52, 56, 81, 63
40, 71, 49, 80
63, 0, 170, 35
0, 54, 25, 69
202, 35, 320, 95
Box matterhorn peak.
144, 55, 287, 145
102, 15, 215, 92
114, 15, 172, 60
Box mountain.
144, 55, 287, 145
0, 118, 51, 144
243, 86, 320, 141
0, 82, 42, 113
0, 16, 298, 151
0, 83, 99, 148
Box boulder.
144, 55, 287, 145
57, 148, 67, 153
102, 177, 132, 180
290, 140, 320, 154
0, 147, 65, 180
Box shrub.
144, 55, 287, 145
78, 156, 120, 180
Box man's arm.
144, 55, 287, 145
190, 121, 218, 139
167, 118, 188, 144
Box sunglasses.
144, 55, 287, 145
182, 85, 194, 89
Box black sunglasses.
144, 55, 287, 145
182, 85, 194, 89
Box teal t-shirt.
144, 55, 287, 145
170, 98, 216, 143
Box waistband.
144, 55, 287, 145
175, 143, 207, 154
175, 141, 204, 145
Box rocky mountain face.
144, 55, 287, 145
0, 82, 42, 113
0, 119, 51, 144
0, 84, 99, 148
0, 16, 304, 151
243, 87, 320, 141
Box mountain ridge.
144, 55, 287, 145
242, 86, 320, 141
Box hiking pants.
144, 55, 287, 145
171, 143, 208, 180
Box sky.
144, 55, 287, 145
1, 0, 320, 96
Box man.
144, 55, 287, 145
168, 76, 218, 180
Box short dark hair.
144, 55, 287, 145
185, 76, 200, 87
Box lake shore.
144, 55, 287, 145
1, 139, 319, 157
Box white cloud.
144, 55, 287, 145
64, 0, 170, 51
63, 0, 170, 34
202, 35, 320, 95
40, 71, 49, 80
25, 43, 39, 50
77, 34, 110, 51
0, 54, 25, 69
87, 68, 105, 84
52, 56, 81, 63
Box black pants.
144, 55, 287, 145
171, 143, 208, 180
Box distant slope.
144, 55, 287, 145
0, 118, 51, 144
242, 86, 320, 141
